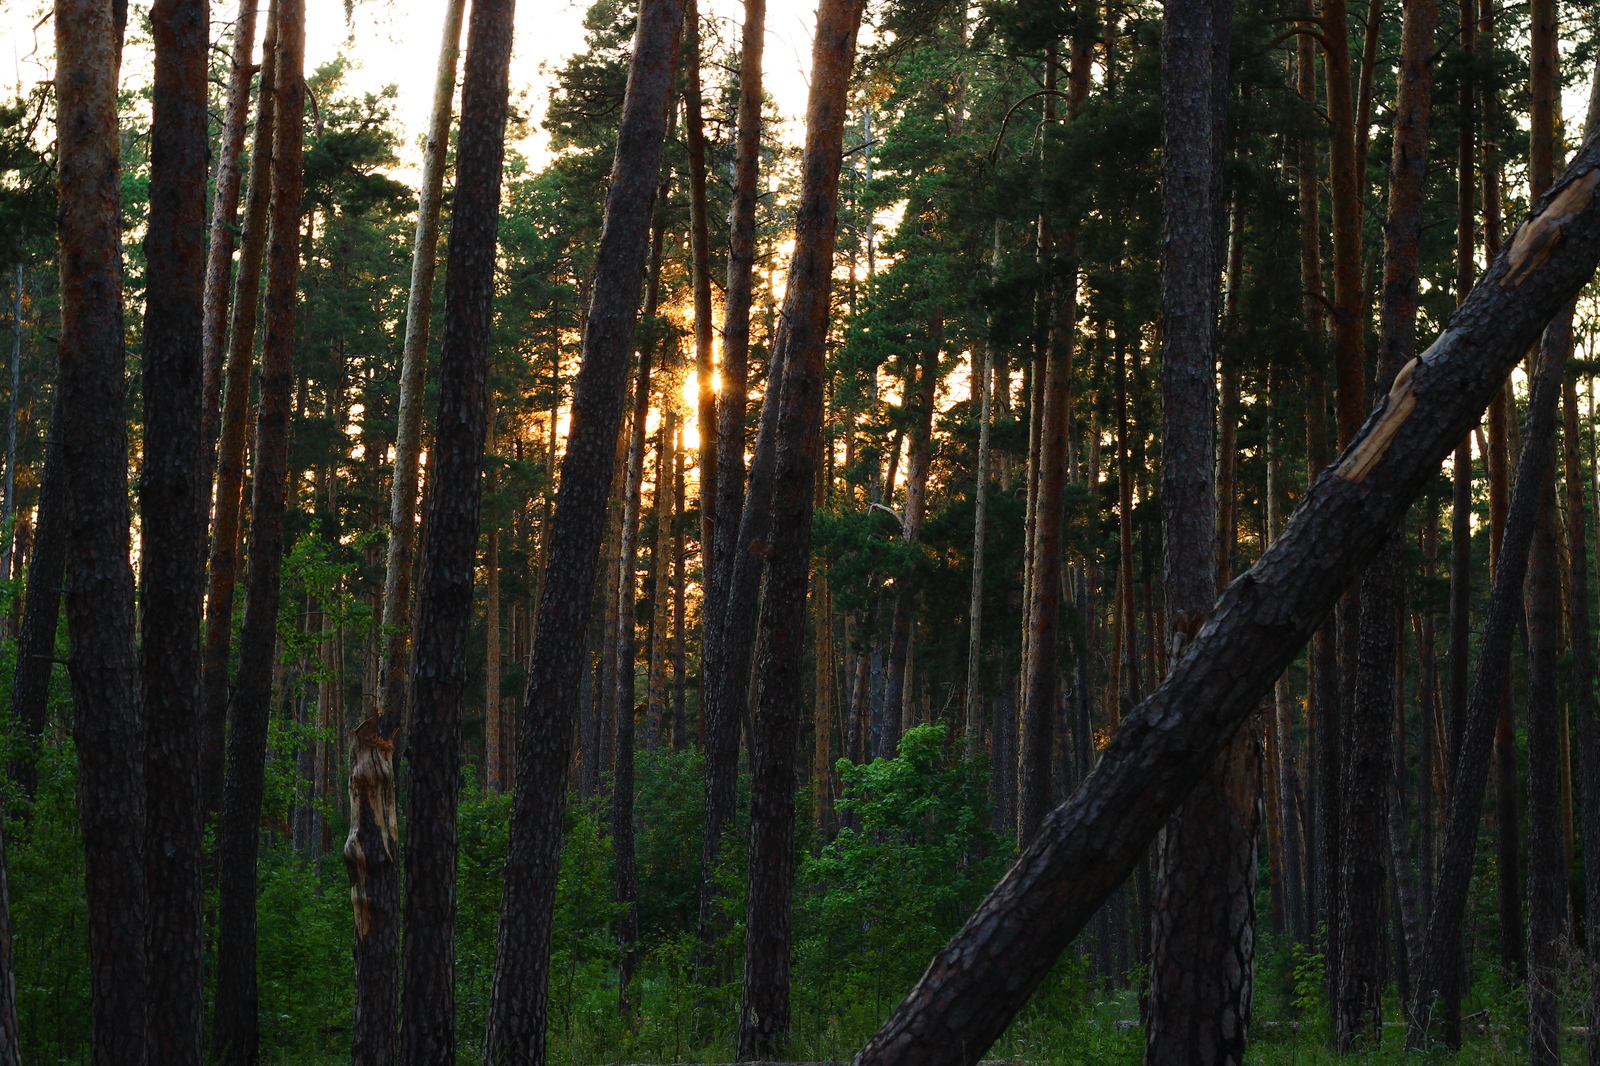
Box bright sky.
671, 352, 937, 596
1, 0, 821, 168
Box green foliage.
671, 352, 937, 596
794, 723, 1010, 1031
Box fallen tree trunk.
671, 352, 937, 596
851, 130, 1600, 1066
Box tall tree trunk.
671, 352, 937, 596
648, 411, 675, 745
200, 4, 278, 816
965, 228, 999, 754
672, 426, 689, 748
856, 112, 1600, 1066
397, 0, 515, 1057
141, 0, 210, 1061
883, 313, 941, 756
1522, 6, 1564, 1056
201, 0, 258, 449
1525, 452, 1565, 1066
683, 0, 716, 590
55, 1, 146, 1062
9, 378, 66, 799
483, 0, 685, 1055
1147, 0, 1249, 1058
1564, 303, 1600, 1066
1297, 0, 1336, 948
377, 0, 468, 730
736, 0, 864, 1051
1334, 0, 1436, 1042
697, 0, 764, 973
213, 0, 303, 1057
485, 396, 503, 789
615, 206, 666, 1008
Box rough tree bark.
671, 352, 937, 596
396, 0, 516, 1058
854, 121, 1600, 1066
483, 0, 685, 1057
141, 0, 210, 1061
55, 0, 146, 1062
736, 0, 865, 1052
212, 0, 302, 1057
1146, 0, 1250, 1059
200, 1, 278, 815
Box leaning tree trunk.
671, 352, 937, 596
377, 0, 468, 731
736, 0, 865, 1053
141, 0, 210, 1062
1409, 76, 1600, 1045
396, 0, 516, 1059
200, 2, 278, 816
55, 1, 145, 1062
854, 111, 1600, 1066
697, 0, 765, 976
201, 0, 259, 449
482, 0, 685, 1058
1147, 0, 1248, 1059
212, 1, 303, 1058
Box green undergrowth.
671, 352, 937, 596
1, 723, 1572, 1064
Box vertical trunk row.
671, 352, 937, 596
484, 0, 686, 1055
213, 0, 304, 1056
141, 0, 210, 1061
55, 0, 144, 1062
1411, 303, 1580, 1050
736, 0, 865, 1052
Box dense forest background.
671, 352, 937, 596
4, 0, 1600, 1060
